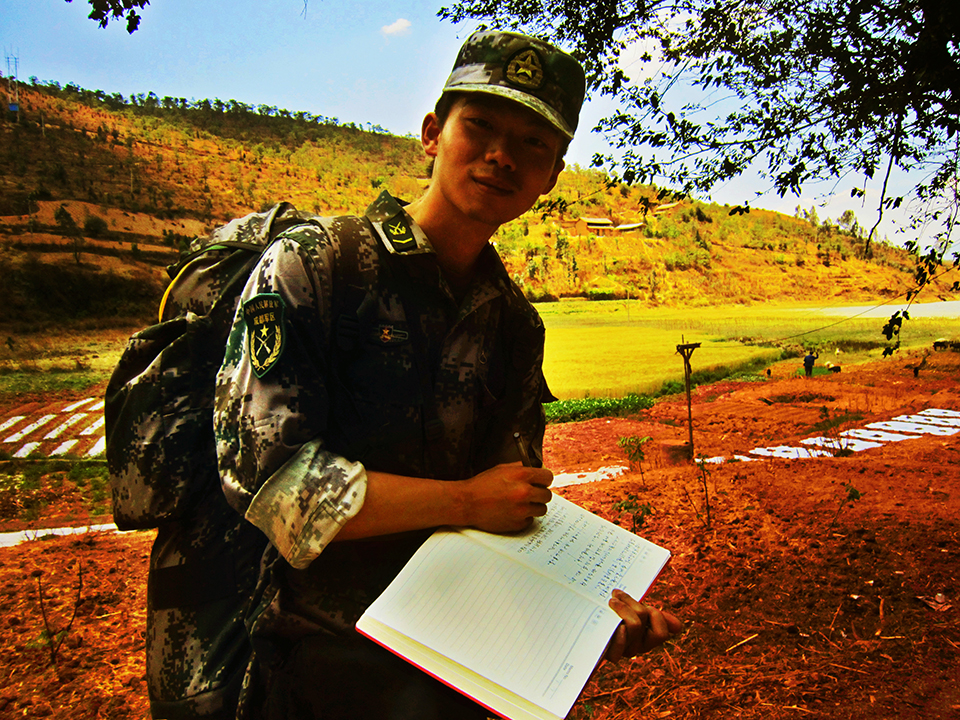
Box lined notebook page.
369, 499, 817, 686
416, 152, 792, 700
359, 496, 670, 719
462, 495, 669, 607
362, 529, 610, 716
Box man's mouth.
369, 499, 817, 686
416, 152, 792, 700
472, 174, 516, 194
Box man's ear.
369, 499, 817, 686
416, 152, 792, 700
421, 112, 441, 158
542, 158, 565, 195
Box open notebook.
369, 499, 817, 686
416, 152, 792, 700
356, 494, 671, 720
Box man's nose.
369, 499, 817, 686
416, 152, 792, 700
484, 134, 517, 171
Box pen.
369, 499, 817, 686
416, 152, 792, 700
513, 431, 533, 467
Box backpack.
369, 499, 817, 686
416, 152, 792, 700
105, 202, 371, 528
103, 202, 377, 718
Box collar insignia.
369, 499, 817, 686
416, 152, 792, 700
383, 212, 417, 253
243, 293, 285, 378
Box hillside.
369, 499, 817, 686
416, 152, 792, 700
0, 80, 955, 329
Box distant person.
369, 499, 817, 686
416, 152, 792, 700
213, 30, 681, 720
804, 349, 819, 378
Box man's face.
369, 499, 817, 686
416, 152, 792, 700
422, 94, 566, 231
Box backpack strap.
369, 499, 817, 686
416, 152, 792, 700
333, 220, 377, 352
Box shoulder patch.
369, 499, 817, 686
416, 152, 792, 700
243, 293, 286, 378
382, 211, 417, 253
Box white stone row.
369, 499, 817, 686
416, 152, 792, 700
704, 408, 960, 464
0, 523, 120, 549
4, 415, 56, 443
1, 397, 105, 458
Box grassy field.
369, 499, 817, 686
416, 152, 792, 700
0, 300, 956, 402
0, 326, 135, 398
538, 299, 958, 399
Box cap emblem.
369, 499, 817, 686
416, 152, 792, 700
505, 48, 545, 90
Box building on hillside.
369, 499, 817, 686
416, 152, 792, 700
653, 201, 683, 214
573, 217, 615, 236
567, 217, 646, 236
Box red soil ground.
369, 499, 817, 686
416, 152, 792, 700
1, 351, 958, 719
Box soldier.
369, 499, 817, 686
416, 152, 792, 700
214, 30, 681, 719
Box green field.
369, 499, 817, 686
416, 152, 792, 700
538, 300, 958, 399
1, 301, 955, 403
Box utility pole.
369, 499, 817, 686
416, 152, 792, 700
676, 337, 701, 459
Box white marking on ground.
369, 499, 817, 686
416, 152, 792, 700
44, 413, 88, 439
801, 436, 882, 452
919, 408, 960, 419
0, 416, 25, 433
868, 420, 958, 436
841, 428, 914, 443
13, 442, 41, 458
0, 404, 105, 458
86, 436, 106, 457
80, 416, 105, 436
0, 523, 120, 548
703, 407, 960, 464
4, 415, 56, 443
553, 465, 628, 488
50, 440, 80, 456
897, 413, 960, 427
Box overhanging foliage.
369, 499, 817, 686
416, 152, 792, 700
440, 0, 959, 352
66, 0, 150, 33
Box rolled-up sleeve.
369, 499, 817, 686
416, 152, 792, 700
244, 438, 365, 568
214, 231, 366, 568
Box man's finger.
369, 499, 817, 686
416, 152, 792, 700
528, 467, 554, 487
606, 624, 626, 663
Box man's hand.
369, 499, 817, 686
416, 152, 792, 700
459, 462, 553, 533
336, 464, 551, 541
605, 589, 682, 662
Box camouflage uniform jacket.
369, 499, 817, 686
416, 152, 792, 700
214, 190, 550, 645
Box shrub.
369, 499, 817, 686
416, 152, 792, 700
545, 393, 654, 424
664, 248, 711, 271
657, 379, 685, 396
613, 493, 653, 532
83, 215, 109, 238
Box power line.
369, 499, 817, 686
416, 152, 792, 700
771, 263, 959, 344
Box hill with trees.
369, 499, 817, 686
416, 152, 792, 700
0, 79, 955, 331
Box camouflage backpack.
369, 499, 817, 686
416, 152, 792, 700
104, 203, 378, 719
105, 202, 375, 528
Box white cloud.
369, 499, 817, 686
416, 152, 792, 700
381, 18, 412, 37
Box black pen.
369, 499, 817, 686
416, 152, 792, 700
513, 431, 533, 467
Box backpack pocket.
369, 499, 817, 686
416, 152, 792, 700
106, 314, 222, 529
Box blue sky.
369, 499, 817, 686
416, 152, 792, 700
2, 0, 922, 243
4, 0, 622, 158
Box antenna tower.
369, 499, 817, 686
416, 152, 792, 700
5, 52, 20, 123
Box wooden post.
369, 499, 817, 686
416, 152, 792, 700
676, 339, 701, 460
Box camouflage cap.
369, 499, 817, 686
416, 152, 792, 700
441, 30, 586, 139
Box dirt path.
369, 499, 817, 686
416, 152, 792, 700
1, 352, 958, 719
